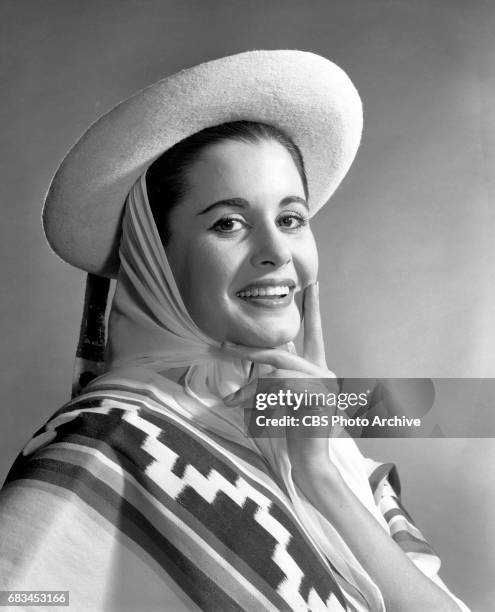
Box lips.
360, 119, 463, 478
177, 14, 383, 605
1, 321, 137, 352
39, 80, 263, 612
235, 279, 296, 309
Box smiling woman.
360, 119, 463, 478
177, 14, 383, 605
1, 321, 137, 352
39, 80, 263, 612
0, 51, 469, 611
146, 122, 316, 348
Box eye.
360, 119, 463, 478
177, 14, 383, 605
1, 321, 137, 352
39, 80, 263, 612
277, 212, 309, 230
210, 215, 249, 234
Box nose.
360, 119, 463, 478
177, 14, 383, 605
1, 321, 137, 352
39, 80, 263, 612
250, 224, 292, 269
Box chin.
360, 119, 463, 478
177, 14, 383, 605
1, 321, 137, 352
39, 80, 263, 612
230, 321, 299, 348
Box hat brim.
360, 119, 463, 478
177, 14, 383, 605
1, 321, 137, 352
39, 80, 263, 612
43, 50, 362, 278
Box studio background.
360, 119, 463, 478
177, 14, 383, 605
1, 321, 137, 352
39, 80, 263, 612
1, 1, 494, 610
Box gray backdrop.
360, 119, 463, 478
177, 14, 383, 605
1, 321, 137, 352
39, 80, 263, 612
1, 1, 494, 609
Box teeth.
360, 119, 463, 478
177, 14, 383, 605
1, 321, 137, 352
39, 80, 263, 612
236, 285, 291, 298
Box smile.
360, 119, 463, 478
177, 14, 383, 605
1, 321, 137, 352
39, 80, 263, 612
235, 279, 296, 309
237, 285, 290, 298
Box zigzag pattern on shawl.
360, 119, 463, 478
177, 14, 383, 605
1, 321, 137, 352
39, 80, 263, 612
6, 391, 365, 612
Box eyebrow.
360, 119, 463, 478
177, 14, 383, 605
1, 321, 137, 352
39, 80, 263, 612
197, 195, 308, 215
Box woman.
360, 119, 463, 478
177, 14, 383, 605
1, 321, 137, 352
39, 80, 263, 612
0, 51, 468, 611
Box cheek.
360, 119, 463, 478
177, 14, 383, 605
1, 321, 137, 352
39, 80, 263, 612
178, 242, 235, 313
198, 244, 234, 289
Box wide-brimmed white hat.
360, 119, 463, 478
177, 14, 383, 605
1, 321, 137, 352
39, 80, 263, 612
43, 49, 363, 278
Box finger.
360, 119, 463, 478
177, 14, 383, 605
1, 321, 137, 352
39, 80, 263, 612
223, 379, 258, 406
223, 344, 329, 377
303, 282, 327, 368
268, 368, 312, 379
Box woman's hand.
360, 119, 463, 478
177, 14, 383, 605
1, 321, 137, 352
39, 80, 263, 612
222, 282, 340, 476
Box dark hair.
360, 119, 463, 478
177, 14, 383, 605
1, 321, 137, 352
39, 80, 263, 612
145, 120, 308, 245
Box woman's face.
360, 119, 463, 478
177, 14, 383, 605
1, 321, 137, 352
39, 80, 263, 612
165, 138, 318, 347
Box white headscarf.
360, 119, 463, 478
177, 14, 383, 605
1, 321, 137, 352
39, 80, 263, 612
105, 174, 389, 610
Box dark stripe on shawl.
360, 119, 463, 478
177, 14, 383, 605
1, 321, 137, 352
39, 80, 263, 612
21, 394, 351, 607
61, 386, 274, 484
368, 462, 399, 494
56, 407, 344, 604
392, 530, 437, 555
142, 403, 275, 483
268, 503, 347, 607
29, 405, 259, 515
156, 410, 348, 608
54, 409, 156, 472
157, 414, 346, 606
384, 507, 413, 522
61, 391, 310, 534
146, 396, 349, 594
14, 457, 245, 612
3, 399, 105, 486
36, 442, 294, 612
156, 419, 238, 485
177, 487, 285, 589
73, 383, 273, 477
298, 574, 313, 603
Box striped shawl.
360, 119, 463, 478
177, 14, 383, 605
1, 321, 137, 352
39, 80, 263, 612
0, 381, 443, 612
